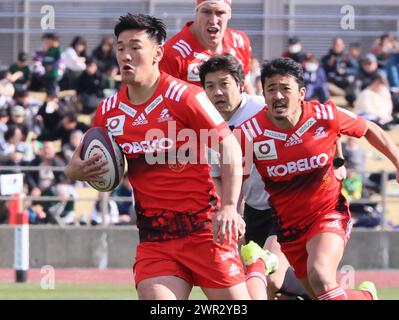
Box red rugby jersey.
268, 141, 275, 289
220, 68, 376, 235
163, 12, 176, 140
238, 100, 367, 239
160, 22, 252, 86
93, 72, 230, 241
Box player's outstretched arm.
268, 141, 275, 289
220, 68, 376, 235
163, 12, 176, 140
65, 143, 109, 182
212, 134, 243, 246
363, 120, 399, 182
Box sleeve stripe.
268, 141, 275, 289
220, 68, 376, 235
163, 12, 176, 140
179, 39, 192, 53
176, 41, 191, 55
252, 118, 263, 135
326, 104, 334, 119
106, 96, 112, 112
101, 99, 106, 115
175, 85, 188, 102
241, 124, 253, 142
165, 80, 177, 98
111, 93, 117, 109
320, 104, 328, 119
246, 121, 257, 139
337, 106, 358, 120
172, 45, 187, 58
169, 82, 183, 100
315, 105, 321, 119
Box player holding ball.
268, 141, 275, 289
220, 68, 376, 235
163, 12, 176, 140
65, 13, 273, 300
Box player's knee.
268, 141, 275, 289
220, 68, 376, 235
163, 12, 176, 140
307, 264, 335, 290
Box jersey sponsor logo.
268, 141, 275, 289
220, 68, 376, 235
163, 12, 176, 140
264, 130, 287, 141
315, 103, 334, 120
145, 95, 163, 115
219, 249, 238, 262
132, 113, 148, 126
120, 138, 174, 154
254, 140, 277, 160
228, 263, 241, 277
313, 126, 328, 140
337, 106, 357, 120
195, 91, 224, 126
266, 153, 329, 177
157, 108, 173, 122
296, 117, 316, 137
118, 101, 137, 118
106, 115, 125, 136
172, 39, 192, 58
284, 134, 302, 147
165, 80, 188, 102
101, 93, 118, 115
241, 118, 263, 142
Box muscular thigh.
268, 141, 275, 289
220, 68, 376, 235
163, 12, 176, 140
137, 276, 192, 300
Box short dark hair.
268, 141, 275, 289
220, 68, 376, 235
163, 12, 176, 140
199, 54, 245, 88
260, 57, 304, 89
41, 33, 58, 41
114, 13, 166, 45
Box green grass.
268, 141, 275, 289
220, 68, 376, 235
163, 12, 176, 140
0, 283, 398, 300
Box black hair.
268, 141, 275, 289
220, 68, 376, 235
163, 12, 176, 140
199, 54, 245, 88
41, 33, 59, 41
114, 13, 166, 45
71, 36, 86, 49
260, 57, 304, 89
4, 125, 21, 142
64, 111, 78, 122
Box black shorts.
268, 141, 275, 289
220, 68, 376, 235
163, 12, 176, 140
244, 203, 277, 248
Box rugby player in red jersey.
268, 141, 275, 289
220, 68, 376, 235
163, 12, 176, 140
238, 57, 399, 299
160, 0, 255, 94
65, 13, 252, 300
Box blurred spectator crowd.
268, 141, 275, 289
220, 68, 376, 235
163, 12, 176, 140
1, 31, 399, 227
0, 33, 134, 226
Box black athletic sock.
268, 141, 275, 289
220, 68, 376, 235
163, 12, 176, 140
276, 267, 311, 300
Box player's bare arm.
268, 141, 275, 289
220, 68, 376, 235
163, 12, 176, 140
363, 120, 399, 182
212, 133, 243, 245
65, 143, 109, 182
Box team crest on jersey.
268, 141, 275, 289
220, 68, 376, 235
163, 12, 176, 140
284, 134, 303, 147
132, 113, 148, 126
313, 126, 329, 140
254, 140, 277, 160
106, 115, 125, 136
118, 102, 137, 118
158, 108, 173, 122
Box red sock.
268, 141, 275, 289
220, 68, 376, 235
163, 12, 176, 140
246, 259, 267, 286
317, 286, 373, 300
246, 258, 266, 275
317, 286, 347, 300
344, 289, 373, 300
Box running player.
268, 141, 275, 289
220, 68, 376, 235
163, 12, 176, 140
199, 54, 309, 300
238, 57, 398, 299
160, 0, 255, 94
65, 13, 252, 300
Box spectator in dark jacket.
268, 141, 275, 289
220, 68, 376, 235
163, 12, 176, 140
321, 37, 358, 104
304, 56, 330, 103
76, 58, 107, 114
91, 35, 117, 73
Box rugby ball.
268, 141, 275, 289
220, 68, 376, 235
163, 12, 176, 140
80, 127, 125, 192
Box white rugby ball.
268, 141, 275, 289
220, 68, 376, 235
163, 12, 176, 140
80, 127, 125, 192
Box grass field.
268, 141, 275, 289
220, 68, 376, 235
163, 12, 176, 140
1, 283, 398, 300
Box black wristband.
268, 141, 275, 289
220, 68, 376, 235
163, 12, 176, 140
333, 157, 345, 168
